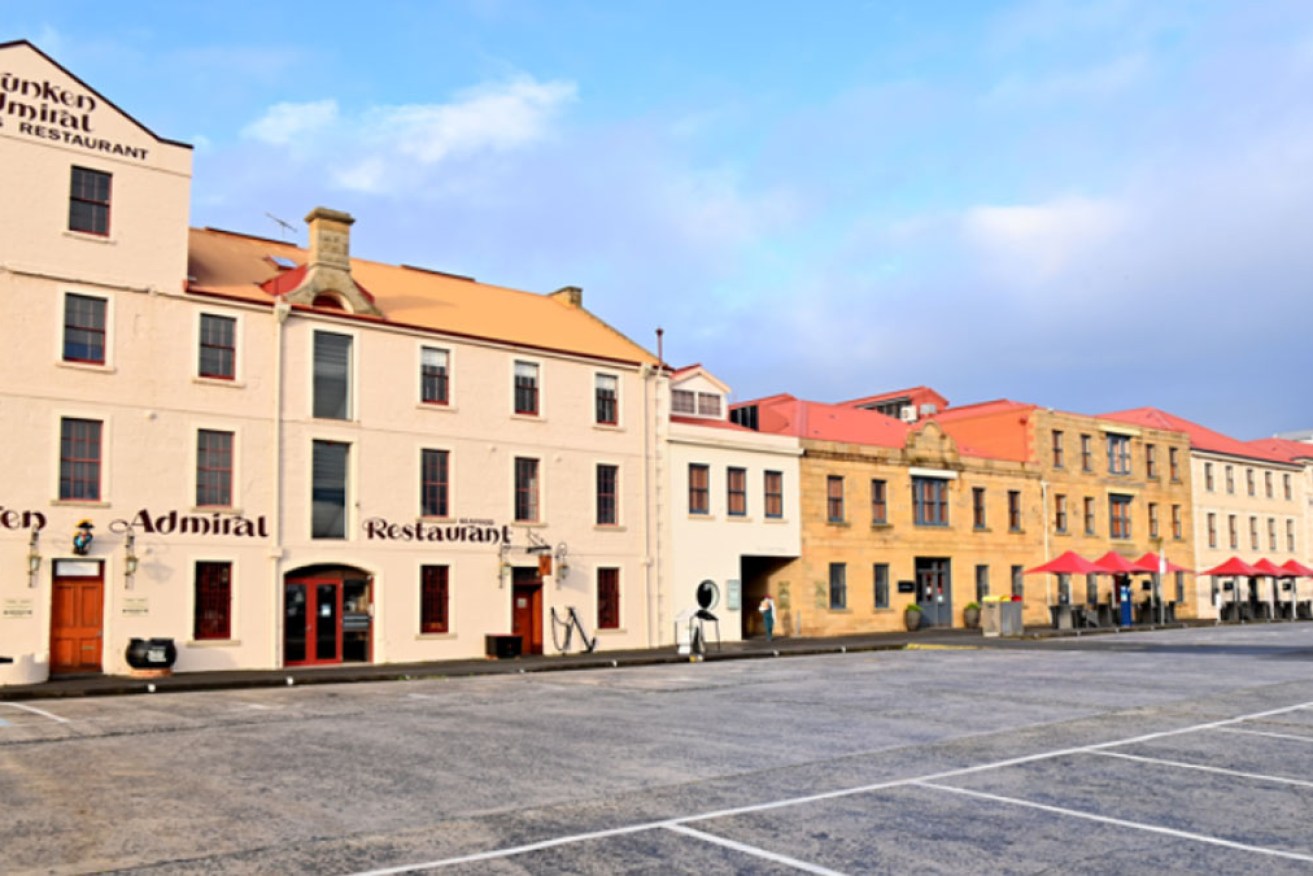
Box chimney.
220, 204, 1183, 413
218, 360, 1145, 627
305, 207, 354, 272
551, 285, 583, 308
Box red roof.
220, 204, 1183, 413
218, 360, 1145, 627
1101, 407, 1293, 465
745, 395, 911, 448
1245, 437, 1313, 463
670, 415, 758, 433
839, 386, 949, 412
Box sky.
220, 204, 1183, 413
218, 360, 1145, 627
8, 0, 1313, 438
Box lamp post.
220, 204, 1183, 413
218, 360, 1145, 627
124, 529, 139, 589
26, 526, 41, 587
1152, 537, 1167, 625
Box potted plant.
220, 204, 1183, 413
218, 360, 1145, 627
963, 601, 981, 629
904, 603, 923, 631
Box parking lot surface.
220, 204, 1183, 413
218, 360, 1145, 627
2, 623, 1311, 874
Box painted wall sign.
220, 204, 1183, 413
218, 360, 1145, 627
0, 506, 46, 531
116, 510, 269, 538
0, 73, 150, 160
363, 517, 512, 545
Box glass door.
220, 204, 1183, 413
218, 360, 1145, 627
284, 578, 343, 666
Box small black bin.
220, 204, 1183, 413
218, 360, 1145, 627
485, 635, 522, 659
126, 637, 178, 669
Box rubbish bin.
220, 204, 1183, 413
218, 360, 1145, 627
484, 635, 522, 659
125, 638, 177, 670
983, 601, 1023, 637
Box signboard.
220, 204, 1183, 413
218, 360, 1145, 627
122, 597, 149, 616
2, 598, 34, 619
726, 578, 741, 611
897, 580, 916, 594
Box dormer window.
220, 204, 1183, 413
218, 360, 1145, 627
672, 388, 723, 418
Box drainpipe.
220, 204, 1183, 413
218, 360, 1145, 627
641, 362, 653, 647
1041, 479, 1051, 608
271, 295, 290, 667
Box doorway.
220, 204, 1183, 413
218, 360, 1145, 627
916, 557, 952, 627
511, 567, 543, 656
50, 560, 104, 675
284, 566, 372, 667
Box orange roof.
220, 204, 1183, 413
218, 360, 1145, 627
739, 394, 910, 447
1101, 407, 1294, 465
1245, 437, 1313, 464
840, 386, 949, 411
186, 227, 657, 366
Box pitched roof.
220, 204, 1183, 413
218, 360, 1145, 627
1245, 437, 1313, 464
839, 386, 949, 411
741, 395, 911, 448
1101, 407, 1294, 465
186, 227, 657, 366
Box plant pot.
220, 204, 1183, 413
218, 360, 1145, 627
904, 609, 922, 632
963, 606, 980, 629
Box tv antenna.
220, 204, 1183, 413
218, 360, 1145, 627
265, 212, 299, 241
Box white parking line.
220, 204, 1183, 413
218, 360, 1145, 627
664, 824, 849, 875
915, 781, 1313, 864
0, 702, 70, 724
345, 699, 1313, 875
1091, 749, 1313, 788
1215, 726, 1313, 744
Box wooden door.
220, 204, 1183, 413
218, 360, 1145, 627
51, 565, 104, 674
512, 577, 543, 656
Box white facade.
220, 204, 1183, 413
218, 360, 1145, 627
663, 367, 801, 646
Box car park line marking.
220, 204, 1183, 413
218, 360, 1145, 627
663, 824, 849, 875
0, 702, 70, 724
914, 781, 1313, 864
1215, 726, 1313, 744
1090, 750, 1313, 788
346, 699, 1313, 876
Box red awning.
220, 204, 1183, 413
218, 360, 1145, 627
1134, 552, 1194, 575
1251, 558, 1289, 577
1026, 550, 1101, 575
1092, 551, 1155, 574
1201, 557, 1260, 577
1279, 559, 1313, 577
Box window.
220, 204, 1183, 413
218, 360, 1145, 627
311, 440, 349, 539
1011, 565, 1025, 599
1057, 574, 1071, 605
873, 564, 890, 609
1148, 502, 1159, 539
1171, 504, 1182, 540
1086, 573, 1099, 606
1052, 430, 1064, 468
69, 166, 111, 235
1288, 519, 1297, 553
197, 314, 236, 380
1228, 515, 1237, 549
1145, 444, 1158, 478
193, 562, 231, 640
727, 467, 747, 517
420, 347, 449, 405
595, 374, 618, 425
1175, 572, 1185, 604
972, 487, 986, 530
829, 563, 847, 610
1225, 465, 1234, 494
1268, 518, 1277, 551
689, 464, 710, 515
1083, 497, 1096, 535
1109, 494, 1132, 539
1264, 471, 1273, 498
1169, 447, 1181, 481
827, 476, 845, 523
871, 479, 888, 525
1007, 490, 1022, 531
1107, 435, 1130, 475
697, 393, 722, 417
514, 457, 540, 522
63, 293, 106, 364
1054, 494, 1068, 533
59, 418, 102, 501
420, 565, 449, 634
1246, 468, 1255, 497
1207, 513, 1217, 548
1249, 516, 1259, 550
672, 389, 696, 414
597, 568, 620, 629
597, 464, 619, 525
421, 449, 450, 518
196, 429, 234, 507
313, 331, 352, 420
764, 471, 783, 519
1205, 462, 1215, 491
1284, 473, 1293, 501
912, 477, 948, 526
1080, 434, 1093, 471
513, 361, 539, 415
975, 565, 990, 602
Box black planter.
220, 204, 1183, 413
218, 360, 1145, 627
125, 638, 178, 669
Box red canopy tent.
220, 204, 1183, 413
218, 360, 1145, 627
1134, 552, 1193, 575
1280, 560, 1313, 620
1250, 558, 1286, 576
1200, 557, 1260, 577
1091, 551, 1155, 574
1279, 559, 1313, 577
1026, 551, 1100, 575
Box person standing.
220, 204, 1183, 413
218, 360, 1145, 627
759, 594, 776, 641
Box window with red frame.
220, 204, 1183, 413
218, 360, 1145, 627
196, 429, 234, 507
421, 346, 449, 405
596, 464, 618, 525
59, 418, 102, 501
194, 561, 231, 640
595, 374, 618, 425
688, 464, 709, 515
597, 568, 620, 629
727, 467, 747, 517
422, 449, 450, 517
63, 293, 106, 364
514, 361, 539, 415
514, 457, 540, 521
199, 314, 236, 379
420, 565, 449, 633
764, 470, 783, 518
1109, 495, 1132, 539
69, 166, 111, 235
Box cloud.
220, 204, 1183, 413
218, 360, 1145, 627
241, 99, 339, 146
962, 196, 1125, 292
983, 53, 1149, 106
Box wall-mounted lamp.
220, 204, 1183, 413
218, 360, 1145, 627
72, 519, 94, 556
124, 529, 139, 588
26, 526, 41, 586
554, 543, 570, 582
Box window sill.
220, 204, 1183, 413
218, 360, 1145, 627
596, 627, 626, 635
687, 514, 716, 521
192, 504, 244, 515
510, 413, 544, 423
415, 632, 455, 640
594, 524, 628, 532
63, 230, 116, 245
194, 376, 245, 388
592, 422, 624, 432
725, 515, 753, 523
973, 526, 990, 533
828, 607, 852, 614
50, 499, 110, 508
57, 360, 116, 375
417, 402, 458, 413
1009, 528, 1026, 535
188, 638, 241, 648
827, 520, 849, 527
871, 522, 891, 530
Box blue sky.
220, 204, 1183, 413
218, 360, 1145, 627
10, 1, 1313, 437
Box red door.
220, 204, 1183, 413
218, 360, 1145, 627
51, 564, 104, 674
512, 573, 543, 656
284, 578, 343, 666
